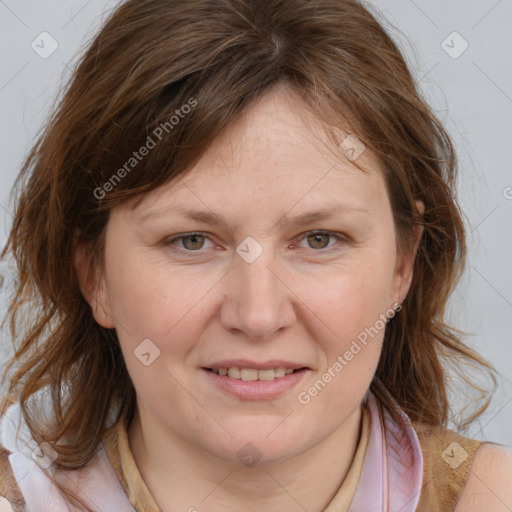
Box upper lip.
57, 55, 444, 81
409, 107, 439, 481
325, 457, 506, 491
204, 359, 309, 370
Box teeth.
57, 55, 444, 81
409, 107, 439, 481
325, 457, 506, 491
228, 367, 240, 379
241, 368, 258, 381
258, 369, 276, 381
212, 366, 298, 380
274, 367, 286, 378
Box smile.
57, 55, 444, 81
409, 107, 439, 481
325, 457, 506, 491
207, 367, 299, 381
202, 365, 309, 400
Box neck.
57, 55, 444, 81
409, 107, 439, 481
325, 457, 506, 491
128, 404, 363, 512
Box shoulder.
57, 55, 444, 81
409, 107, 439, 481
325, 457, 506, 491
412, 422, 512, 511
454, 442, 512, 511
411, 422, 484, 511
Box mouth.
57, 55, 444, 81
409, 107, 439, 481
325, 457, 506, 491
201, 360, 310, 399
203, 366, 306, 381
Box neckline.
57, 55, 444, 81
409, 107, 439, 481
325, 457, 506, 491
102, 401, 371, 512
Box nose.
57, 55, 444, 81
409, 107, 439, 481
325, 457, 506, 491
220, 242, 296, 341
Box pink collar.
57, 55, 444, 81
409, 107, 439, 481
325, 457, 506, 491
348, 390, 423, 511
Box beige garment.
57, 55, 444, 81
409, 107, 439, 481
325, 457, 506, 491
413, 422, 483, 511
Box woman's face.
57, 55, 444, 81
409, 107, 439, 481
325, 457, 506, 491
85, 85, 417, 465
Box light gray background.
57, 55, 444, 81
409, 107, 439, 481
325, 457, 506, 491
1, 1, 511, 445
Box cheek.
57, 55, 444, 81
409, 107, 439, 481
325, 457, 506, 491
104, 252, 220, 355
305, 256, 395, 341
296, 268, 392, 413
104, 261, 205, 401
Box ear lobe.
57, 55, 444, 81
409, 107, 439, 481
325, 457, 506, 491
73, 232, 115, 329
392, 200, 425, 304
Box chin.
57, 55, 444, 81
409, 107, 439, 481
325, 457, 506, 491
207, 439, 300, 468
199, 421, 310, 466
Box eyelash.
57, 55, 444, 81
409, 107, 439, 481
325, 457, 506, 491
163, 230, 346, 255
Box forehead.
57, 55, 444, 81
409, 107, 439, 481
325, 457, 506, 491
129, 85, 388, 221
186, 85, 380, 177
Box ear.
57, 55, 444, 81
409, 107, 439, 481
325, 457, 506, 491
391, 200, 425, 305
73, 230, 115, 329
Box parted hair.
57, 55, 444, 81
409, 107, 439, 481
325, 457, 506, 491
1, 0, 495, 508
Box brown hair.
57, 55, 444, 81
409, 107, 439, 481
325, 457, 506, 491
1, 0, 496, 507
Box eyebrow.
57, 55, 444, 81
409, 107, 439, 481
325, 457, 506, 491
136, 204, 369, 230
274, 206, 369, 228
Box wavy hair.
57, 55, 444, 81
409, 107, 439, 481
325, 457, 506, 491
1, 0, 496, 508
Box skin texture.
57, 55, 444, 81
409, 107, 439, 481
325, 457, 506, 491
77, 84, 423, 511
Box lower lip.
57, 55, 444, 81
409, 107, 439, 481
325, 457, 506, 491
201, 368, 308, 400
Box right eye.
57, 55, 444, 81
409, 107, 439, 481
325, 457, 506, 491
163, 232, 216, 252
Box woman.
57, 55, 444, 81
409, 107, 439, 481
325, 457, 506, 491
1, 0, 511, 510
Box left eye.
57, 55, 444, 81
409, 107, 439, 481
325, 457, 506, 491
294, 231, 343, 250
